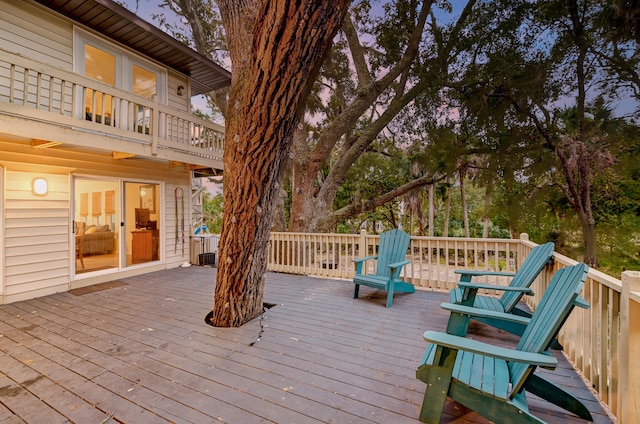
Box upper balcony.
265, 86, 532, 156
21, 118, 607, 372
0, 48, 225, 171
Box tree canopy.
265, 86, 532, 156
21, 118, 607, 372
130, 0, 640, 314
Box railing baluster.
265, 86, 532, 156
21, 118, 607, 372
9, 63, 15, 103
22, 67, 28, 106
35, 72, 42, 111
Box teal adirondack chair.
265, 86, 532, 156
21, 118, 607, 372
416, 263, 590, 423
352, 229, 414, 308
448, 242, 555, 337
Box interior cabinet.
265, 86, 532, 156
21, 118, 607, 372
132, 230, 159, 263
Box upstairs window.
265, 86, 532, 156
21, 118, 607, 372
84, 44, 116, 122
74, 28, 166, 115
133, 65, 156, 99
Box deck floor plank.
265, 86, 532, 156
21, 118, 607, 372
0, 266, 612, 423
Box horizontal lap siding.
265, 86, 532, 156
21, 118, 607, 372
4, 171, 70, 301
164, 181, 192, 268
168, 70, 189, 112
0, 1, 73, 70
1, 144, 192, 303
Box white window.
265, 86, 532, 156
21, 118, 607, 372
73, 28, 167, 105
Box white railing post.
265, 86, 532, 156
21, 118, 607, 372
151, 95, 159, 156
358, 230, 367, 272
620, 270, 640, 423
517, 233, 529, 269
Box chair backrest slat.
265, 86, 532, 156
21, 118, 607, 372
508, 263, 588, 395
374, 229, 410, 278
498, 242, 555, 312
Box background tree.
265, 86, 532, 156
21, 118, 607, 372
454, 0, 638, 267
287, 0, 479, 232
202, 191, 223, 233
136, 0, 639, 276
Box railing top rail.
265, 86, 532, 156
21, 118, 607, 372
552, 250, 623, 292
268, 231, 628, 296
1, 49, 223, 130
407, 235, 523, 243
1, 48, 144, 105
270, 232, 360, 238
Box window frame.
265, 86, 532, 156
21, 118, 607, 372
73, 28, 167, 104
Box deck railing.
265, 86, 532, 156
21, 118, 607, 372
267, 230, 639, 423
0, 49, 224, 165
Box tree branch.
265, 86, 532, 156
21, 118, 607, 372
342, 11, 373, 89
332, 172, 448, 222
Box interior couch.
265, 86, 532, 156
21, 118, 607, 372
79, 224, 115, 255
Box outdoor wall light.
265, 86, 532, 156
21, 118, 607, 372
177, 85, 184, 96
32, 177, 48, 196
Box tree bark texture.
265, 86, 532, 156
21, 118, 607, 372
428, 184, 434, 236
459, 169, 470, 238
211, 0, 349, 327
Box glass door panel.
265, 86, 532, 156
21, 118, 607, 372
124, 182, 161, 266
74, 178, 119, 274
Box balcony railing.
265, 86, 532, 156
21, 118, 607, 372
0, 49, 224, 165
267, 230, 640, 423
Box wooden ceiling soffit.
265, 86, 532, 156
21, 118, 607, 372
192, 166, 221, 178
113, 152, 137, 159
32, 139, 63, 149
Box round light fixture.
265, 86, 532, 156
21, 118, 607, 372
32, 178, 48, 196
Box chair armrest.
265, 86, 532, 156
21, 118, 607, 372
453, 269, 516, 277
423, 331, 557, 368
457, 281, 534, 295
388, 259, 411, 269
575, 295, 590, 309
440, 303, 531, 326
353, 255, 377, 264
353, 255, 378, 275
455, 270, 517, 278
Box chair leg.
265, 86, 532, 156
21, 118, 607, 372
419, 347, 455, 423
353, 283, 360, 299
525, 374, 593, 420
386, 286, 394, 308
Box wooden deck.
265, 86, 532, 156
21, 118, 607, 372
0, 267, 612, 423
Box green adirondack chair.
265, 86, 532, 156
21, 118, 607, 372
448, 241, 555, 337
352, 228, 414, 308
416, 263, 590, 424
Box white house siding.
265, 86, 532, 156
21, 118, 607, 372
4, 170, 71, 302
0, 140, 193, 304
0, 1, 73, 71
0, 166, 4, 297
0, 0, 213, 304
168, 70, 190, 112
1, 1, 190, 113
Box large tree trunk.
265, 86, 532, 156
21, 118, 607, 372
211, 1, 348, 327
459, 169, 470, 237
443, 181, 451, 237
579, 212, 598, 267
287, 3, 435, 232
427, 184, 434, 236
482, 186, 492, 238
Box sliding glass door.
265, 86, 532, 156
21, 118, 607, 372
73, 178, 161, 275
124, 181, 161, 266
73, 178, 119, 274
